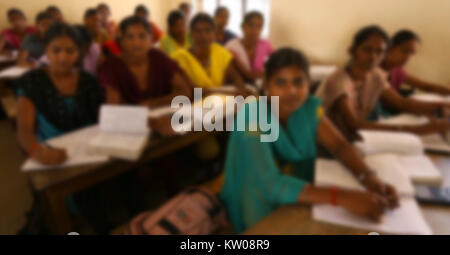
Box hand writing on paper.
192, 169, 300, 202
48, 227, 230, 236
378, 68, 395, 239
339, 190, 388, 222
364, 174, 399, 209
32, 146, 68, 165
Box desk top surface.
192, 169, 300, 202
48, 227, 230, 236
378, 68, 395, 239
244, 154, 450, 235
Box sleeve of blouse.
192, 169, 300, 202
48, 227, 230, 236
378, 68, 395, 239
98, 60, 117, 90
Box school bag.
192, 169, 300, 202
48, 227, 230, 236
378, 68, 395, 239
124, 187, 228, 235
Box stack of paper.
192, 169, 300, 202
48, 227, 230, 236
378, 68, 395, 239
87, 105, 150, 161
0, 66, 29, 79
354, 130, 443, 185
313, 198, 432, 235
21, 126, 109, 172
310, 65, 337, 83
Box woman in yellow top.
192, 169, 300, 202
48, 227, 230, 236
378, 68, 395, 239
172, 13, 246, 92
160, 10, 191, 56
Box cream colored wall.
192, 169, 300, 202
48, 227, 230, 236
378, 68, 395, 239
269, 0, 450, 84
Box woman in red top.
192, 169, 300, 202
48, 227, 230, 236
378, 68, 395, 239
1, 8, 36, 50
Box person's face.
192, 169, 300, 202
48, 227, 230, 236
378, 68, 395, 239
191, 22, 215, 49
352, 35, 387, 71
8, 13, 27, 31
214, 10, 229, 29
98, 7, 110, 23
46, 36, 80, 73
136, 10, 148, 20
120, 24, 152, 57
181, 6, 191, 18
49, 10, 64, 23
242, 16, 263, 43
386, 39, 419, 68
36, 18, 52, 38
266, 66, 309, 121
170, 18, 186, 39
84, 14, 101, 33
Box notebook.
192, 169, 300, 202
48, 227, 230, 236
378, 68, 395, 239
353, 130, 443, 185
0, 66, 29, 79
313, 197, 432, 235
316, 157, 415, 196
87, 105, 150, 161
377, 114, 450, 154
21, 126, 109, 172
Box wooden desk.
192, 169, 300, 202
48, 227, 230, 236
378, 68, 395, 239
25, 131, 214, 234
244, 154, 450, 235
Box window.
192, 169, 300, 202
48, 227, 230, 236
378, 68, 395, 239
201, 0, 271, 38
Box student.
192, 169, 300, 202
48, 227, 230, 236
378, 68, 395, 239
220, 48, 398, 233
134, 5, 163, 44
381, 30, 450, 95
1, 8, 36, 50
214, 6, 236, 45
99, 16, 191, 110
159, 10, 191, 56
179, 2, 192, 20
84, 8, 109, 45
16, 11, 52, 67
315, 25, 450, 142
225, 11, 273, 82
0, 34, 13, 55
16, 23, 102, 166
46, 6, 64, 23
97, 3, 117, 39
172, 13, 247, 92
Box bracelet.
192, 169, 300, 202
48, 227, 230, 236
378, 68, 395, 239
28, 143, 41, 157
330, 186, 338, 206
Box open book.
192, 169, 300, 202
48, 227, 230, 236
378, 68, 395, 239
313, 197, 432, 235
87, 105, 150, 161
21, 126, 109, 172
354, 130, 443, 186
314, 156, 432, 234
0, 66, 29, 79
378, 113, 450, 154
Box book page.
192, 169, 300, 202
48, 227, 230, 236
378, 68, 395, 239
355, 130, 424, 156
21, 125, 109, 172
99, 105, 150, 135
313, 197, 432, 235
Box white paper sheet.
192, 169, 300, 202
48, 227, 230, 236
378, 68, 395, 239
313, 197, 432, 235
99, 105, 150, 135
355, 130, 424, 156
21, 126, 109, 172
397, 155, 443, 185
378, 114, 429, 126
0, 66, 29, 79
315, 157, 415, 196
310, 65, 337, 83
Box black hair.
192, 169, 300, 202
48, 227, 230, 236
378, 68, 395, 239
242, 11, 264, 26
97, 3, 110, 11
265, 48, 310, 80
84, 8, 98, 19
46, 6, 61, 14
135, 5, 149, 16
35, 11, 51, 23
7, 8, 25, 19
350, 25, 389, 51
179, 2, 191, 10
391, 30, 421, 48
119, 15, 151, 35
44, 23, 82, 50
214, 6, 229, 17
168, 10, 185, 27
190, 13, 215, 31
73, 25, 93, 47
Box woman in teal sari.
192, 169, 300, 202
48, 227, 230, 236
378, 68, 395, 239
220, 48, 399, 233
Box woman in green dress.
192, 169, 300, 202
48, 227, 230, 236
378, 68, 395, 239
220, 48, 399, 233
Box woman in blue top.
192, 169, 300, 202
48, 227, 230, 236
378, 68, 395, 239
17, 23, 102, 166
220, 48, 399, 233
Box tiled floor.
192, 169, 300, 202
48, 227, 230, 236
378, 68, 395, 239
0, 120, 33, 234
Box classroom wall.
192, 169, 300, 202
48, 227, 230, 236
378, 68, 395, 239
269, 0, 450, 84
